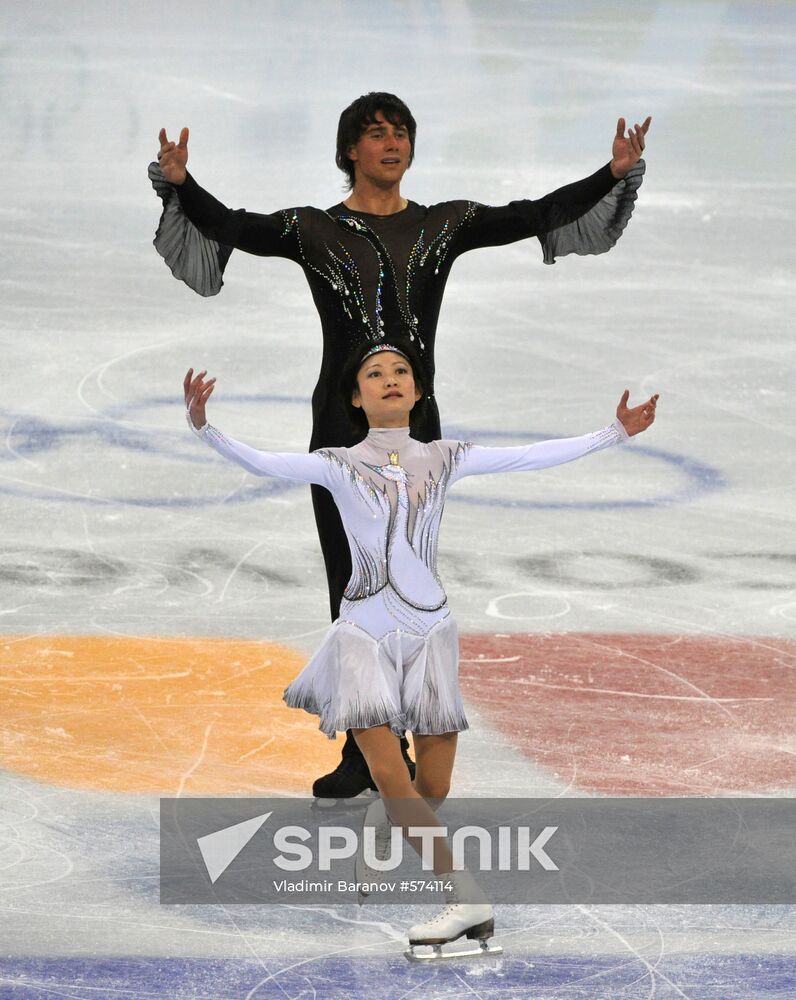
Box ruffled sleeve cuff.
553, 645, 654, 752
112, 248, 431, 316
148, 163, 233, 296
539, 160, 645, 265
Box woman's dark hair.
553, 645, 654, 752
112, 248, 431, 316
339, 337, 427, 440
336, 92, 417, 191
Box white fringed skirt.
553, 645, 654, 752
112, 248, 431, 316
283, 616, 469, 739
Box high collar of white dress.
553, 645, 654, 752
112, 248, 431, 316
364, 426, 412, 447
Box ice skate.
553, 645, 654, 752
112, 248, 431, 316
313, 732, 415, 808
404, 872, 503, 962
354, 797, 400, 900
312, 754, 377, 808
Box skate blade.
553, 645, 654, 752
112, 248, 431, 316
404, 941, 503, 963
312, 788, 376, 809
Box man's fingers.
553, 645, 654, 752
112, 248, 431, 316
615, 117, 651, 144
159, 127, 169, 149
178, 126, 189, 149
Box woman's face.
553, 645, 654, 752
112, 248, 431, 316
351, 350, 422, 427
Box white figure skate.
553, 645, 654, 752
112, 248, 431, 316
405, 871, 503, 962
355, 797, 399, 901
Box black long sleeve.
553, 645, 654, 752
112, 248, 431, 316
458, 161, 645, 262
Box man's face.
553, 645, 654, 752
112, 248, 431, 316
347, 111, 412, 189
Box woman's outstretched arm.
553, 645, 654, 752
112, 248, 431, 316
184, 368, 332, 486
448, 391, 658, 482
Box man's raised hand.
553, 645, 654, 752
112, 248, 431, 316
158, 127, 189, 185
616, 389, 658, 437
184, 368, 215, 429
610, 116, 651, 178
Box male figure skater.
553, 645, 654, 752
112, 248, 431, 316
150, 92, 650, 802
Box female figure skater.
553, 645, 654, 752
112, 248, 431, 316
183, 339, 657, 957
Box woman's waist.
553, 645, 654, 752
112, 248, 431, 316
338, 589, 450, 640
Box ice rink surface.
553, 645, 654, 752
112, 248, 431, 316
1, 0, 795, 996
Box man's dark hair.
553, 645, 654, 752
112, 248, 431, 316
336, 92, 417, 191
339, 337, 427, 440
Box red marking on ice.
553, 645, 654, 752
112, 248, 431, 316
459, 633, 796, 795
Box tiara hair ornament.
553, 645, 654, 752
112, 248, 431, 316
358, 343, 409, 364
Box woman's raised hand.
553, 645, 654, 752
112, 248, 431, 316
616, 389, 658, 436
158, 127, 189, 185
184, 368, 216, 429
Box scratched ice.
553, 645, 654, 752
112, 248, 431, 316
1, 1, 795, 997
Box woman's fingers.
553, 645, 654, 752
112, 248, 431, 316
642, 394, 658, 423
184, 368, 212, 403
617, 391, 659, 435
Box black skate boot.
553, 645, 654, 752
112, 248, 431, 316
400, 735, 416, 782
312, 730, 416, 807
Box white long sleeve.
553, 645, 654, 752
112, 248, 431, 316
447, 420, 628, 483
190, 417, 332, 487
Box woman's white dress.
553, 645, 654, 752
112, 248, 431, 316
191, 421, 628, 737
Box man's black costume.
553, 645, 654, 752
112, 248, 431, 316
149, 158, 644, 793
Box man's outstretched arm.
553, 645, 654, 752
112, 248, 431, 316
153, 125, 294, 254
149, 126, 306, 294
456, 116, 651, 262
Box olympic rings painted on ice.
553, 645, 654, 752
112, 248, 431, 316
0, 394, 724, 510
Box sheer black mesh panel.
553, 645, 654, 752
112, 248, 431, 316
539, 160, 645, 264
148, 162, 233, 296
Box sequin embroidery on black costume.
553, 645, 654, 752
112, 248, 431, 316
149, 158, 645, 453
